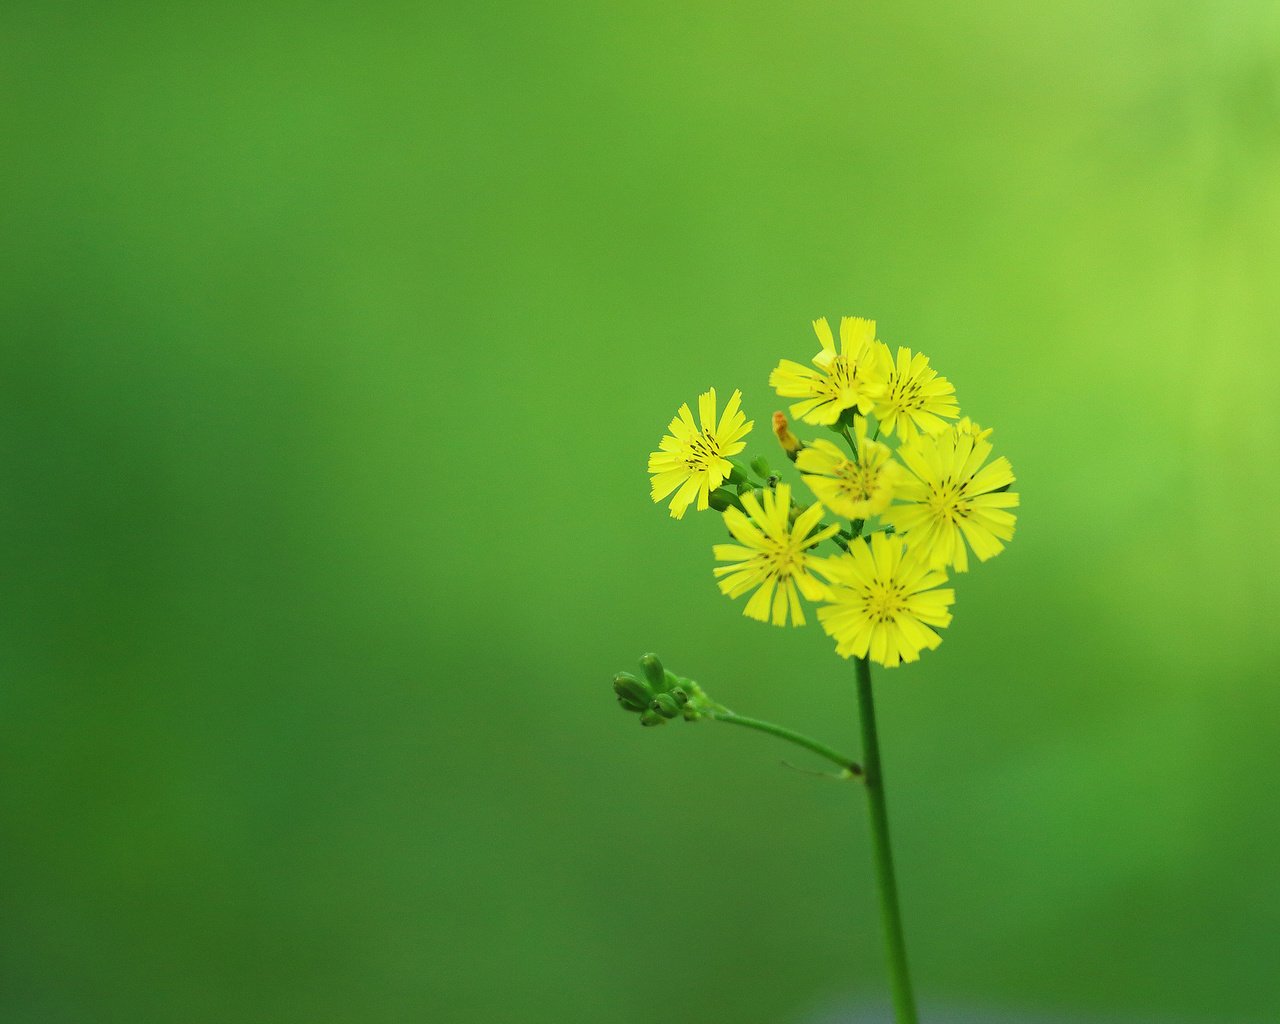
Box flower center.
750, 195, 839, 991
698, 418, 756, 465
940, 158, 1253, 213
835, 459, 881, 501
926, 476, 971, 521
863, 580, 907, 623
756, 535, 808, 582
828, 354, 867, 395
683, 430, 720, 470
888, 373, 924, 410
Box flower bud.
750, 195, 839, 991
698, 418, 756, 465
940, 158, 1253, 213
771, 412, 804, 461
708, 487, 741, 512
639, 707, 667, 727
639, 653, 665, 690
750, 455, 772, 479
613, 671, 653, 712
650, 693, 681, 719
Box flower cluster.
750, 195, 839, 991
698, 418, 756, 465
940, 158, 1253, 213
646, 316, 1019, 667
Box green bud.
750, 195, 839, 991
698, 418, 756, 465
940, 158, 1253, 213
639, 707, 667, 727
669, 687, 689, 707
639, 653, 665, 690
750, 455, 772, 479
707, 487, 740, 512
727, 461, 751, 486
613, 672, 653, 711
651, 693, 681, 719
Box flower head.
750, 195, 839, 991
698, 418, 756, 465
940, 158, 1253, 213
870, 343, 959, 440
648, 388, 753, 519
713, 483, 838, 627
882, 425, 1019, 572
796, 428, 900, 520
769, 317, 886, 426
815, 532, 955, 667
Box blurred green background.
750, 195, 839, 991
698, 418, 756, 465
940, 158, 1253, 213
3, 2, 1279, 1021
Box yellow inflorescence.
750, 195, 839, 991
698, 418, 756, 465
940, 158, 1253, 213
647, 387, 753, 520
869, 343, 959, 440
796, 426, 900, 521
647, 316, 1017, 667
712, 484, 837, 627
814, 531, 955, 666
882, 424, 1019, 573
769, 317, 885, 426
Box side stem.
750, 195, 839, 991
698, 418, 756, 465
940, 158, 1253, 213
854, 656, 918, 1024
702, 708, 862, 777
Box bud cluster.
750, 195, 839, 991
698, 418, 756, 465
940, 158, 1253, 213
612, 653, 710, 727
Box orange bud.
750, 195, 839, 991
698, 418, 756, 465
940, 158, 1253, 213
771, 412, 803, 461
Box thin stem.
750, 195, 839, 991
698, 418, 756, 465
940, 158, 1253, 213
702, 708, 862, 777
854, 656, 918, 1023
841, 423, 867, 542
839, 423, 860, 463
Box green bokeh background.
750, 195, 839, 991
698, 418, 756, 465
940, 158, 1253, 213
4, 3, 1279, 1022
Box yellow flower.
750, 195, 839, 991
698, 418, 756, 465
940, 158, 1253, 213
769, 317, 885, 426
869, 343, 959, 440
713, 483, 838, 627
796, 429, 900, 520
881, 425, 1019, 572
648, 388, 753, 519
815, 532, 955, 667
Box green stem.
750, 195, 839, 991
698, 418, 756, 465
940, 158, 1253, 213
839, 423, 860, 463
702, 709, 862, 777
854, 656, 918, 1023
